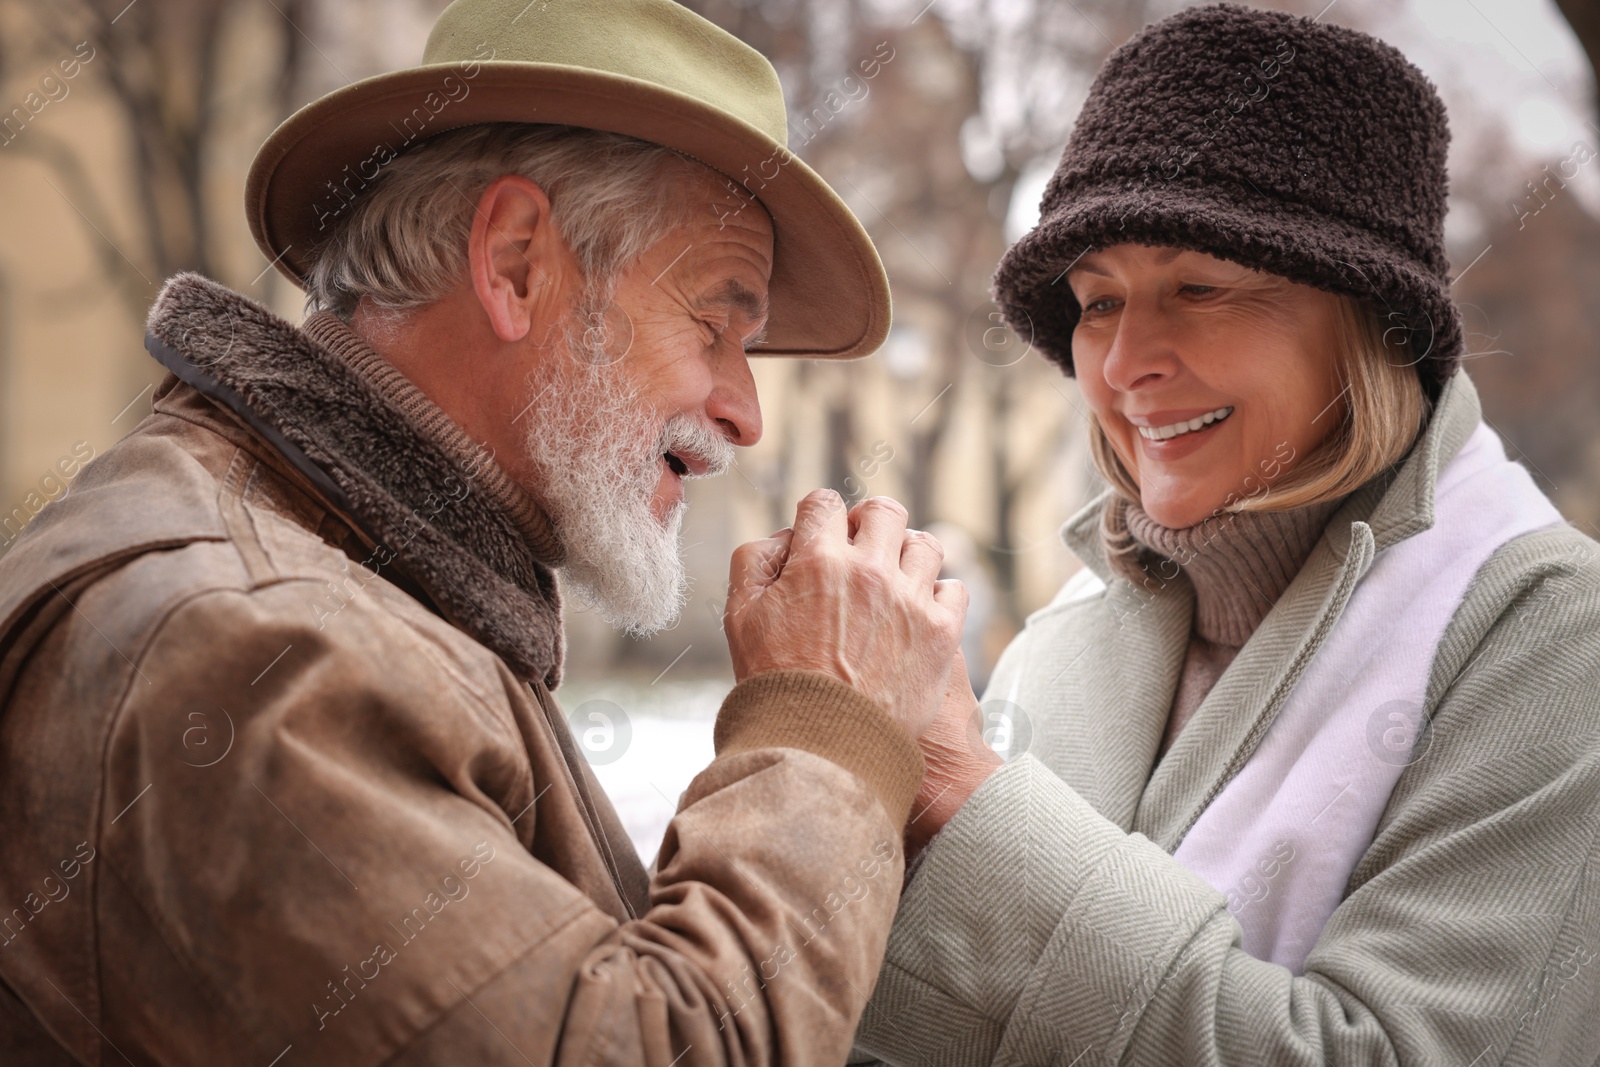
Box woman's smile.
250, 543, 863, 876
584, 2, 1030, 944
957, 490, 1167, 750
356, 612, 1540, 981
1132, 405, 1234, 441
1129, 405, 1235, 462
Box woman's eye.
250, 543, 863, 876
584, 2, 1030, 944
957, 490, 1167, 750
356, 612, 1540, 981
1081, 297, 1119, 316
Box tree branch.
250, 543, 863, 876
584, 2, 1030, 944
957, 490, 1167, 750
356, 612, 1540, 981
3, 125, 154, 319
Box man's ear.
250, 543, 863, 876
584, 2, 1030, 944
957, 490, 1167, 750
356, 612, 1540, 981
467, 174, 563, 343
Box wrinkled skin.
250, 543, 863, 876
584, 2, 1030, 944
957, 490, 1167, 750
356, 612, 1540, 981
726, 491, 968, 739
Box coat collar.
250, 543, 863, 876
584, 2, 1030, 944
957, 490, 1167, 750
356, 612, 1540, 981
143, 273, 568, 688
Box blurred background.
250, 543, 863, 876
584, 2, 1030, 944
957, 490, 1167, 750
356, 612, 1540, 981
3, 0, 1597, 858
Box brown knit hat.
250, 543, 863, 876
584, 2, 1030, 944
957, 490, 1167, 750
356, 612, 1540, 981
994, 3, 1460, 399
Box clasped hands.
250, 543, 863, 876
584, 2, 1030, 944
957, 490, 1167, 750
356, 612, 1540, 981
724, 490, 1004, 857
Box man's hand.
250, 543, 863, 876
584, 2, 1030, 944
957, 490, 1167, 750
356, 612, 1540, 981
724, 490, 966, 738
905, 650, 1003, 859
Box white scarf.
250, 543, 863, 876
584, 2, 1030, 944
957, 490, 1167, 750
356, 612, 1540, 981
1172, 421, 1563, 973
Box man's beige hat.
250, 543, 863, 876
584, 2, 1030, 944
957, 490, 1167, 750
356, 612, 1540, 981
245, 0, 890, 358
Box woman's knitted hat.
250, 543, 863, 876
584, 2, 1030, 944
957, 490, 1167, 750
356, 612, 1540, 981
994, 4, 1461, 398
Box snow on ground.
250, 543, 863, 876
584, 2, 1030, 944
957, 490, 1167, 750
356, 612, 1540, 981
556, 676, 731, 866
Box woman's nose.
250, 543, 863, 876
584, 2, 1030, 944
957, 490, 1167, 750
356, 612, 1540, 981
1100, 302, 1182, 393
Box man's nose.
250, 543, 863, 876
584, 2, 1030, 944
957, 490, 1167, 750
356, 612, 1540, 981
707, 348, 763, 447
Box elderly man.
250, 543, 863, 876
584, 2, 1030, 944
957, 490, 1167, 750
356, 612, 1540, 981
0, 1, 965, 1063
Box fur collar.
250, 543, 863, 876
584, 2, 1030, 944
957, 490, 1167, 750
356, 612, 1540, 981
144, 273, 566, 688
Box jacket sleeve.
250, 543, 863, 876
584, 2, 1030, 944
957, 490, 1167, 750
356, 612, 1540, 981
852, 551, 1600, 1066
97, 583, 922, 1067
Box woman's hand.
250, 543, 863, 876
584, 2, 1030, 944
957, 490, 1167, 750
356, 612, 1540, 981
905, 650, 1003, 859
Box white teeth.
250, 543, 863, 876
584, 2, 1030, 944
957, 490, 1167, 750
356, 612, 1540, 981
1138, 406, 1233, 441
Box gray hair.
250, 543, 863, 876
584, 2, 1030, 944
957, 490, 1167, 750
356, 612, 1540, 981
303, 123, 710, 320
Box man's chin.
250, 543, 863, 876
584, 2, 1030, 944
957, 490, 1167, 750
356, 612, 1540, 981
558, 506, 690, 637
565, 571, 688, 637
618, 601, 686, 639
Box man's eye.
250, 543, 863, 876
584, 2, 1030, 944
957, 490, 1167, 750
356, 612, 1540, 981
1180, 284, 1219, 297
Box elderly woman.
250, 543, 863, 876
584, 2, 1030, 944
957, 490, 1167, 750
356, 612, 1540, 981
853, 5, 1600, 1065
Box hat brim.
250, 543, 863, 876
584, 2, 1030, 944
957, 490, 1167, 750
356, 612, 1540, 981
994, 179, 1462, 391
246, 62, 890, 359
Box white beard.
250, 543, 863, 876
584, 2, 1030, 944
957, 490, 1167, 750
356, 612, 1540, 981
520, 304, 732, 636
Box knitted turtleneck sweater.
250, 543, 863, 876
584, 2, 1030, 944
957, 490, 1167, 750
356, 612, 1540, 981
1113, 493, 1348, 762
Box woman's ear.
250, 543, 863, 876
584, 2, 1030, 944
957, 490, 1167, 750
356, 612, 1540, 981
467, 174, 563, 343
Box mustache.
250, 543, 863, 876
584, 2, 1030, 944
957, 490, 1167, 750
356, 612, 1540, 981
659, 414, 735, 478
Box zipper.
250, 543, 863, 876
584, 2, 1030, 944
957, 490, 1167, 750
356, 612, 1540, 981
528, 681, 642, 920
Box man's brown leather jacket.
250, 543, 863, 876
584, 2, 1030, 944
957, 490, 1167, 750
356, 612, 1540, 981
0, 275, 921, 1066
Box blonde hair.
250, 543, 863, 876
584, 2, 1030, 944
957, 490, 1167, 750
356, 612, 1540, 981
1093, 293, 1430, 559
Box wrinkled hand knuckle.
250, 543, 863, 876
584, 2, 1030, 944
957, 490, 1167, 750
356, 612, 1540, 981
910, 529, 943, 557
853, 563, 892, 598
803, 488, 843, 512
793, 553, 840, 586
825, 555, 856, 587
868, 497, 908, 520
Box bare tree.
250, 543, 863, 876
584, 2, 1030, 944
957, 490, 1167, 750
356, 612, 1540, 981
1, 0, 309, 323
677, 0, 1136, 628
